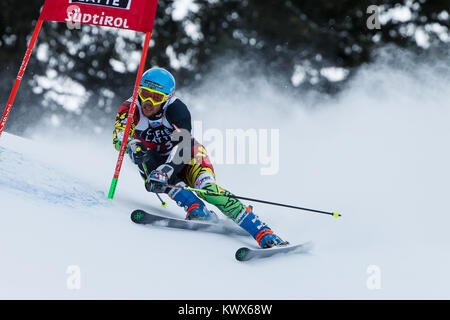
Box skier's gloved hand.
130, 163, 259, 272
145, 164, 174, 193
113, 138, 122, 151
127, 139, 148, 165
113, 130, 132, 152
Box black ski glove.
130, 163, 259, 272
127, 139, 148, 165
145, 164, 174, 193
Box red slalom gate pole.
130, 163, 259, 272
0, 19, 44, 137
108, 31, 152, 199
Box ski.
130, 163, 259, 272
131, 209, 249, 236
235, 241, 313, 261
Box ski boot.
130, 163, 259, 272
236, 206, 288, 248
168, 182, 218, 222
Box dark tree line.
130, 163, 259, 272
0, 0, 449, 134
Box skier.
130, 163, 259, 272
113, 67, 288, 248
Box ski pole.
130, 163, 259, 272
165, 184, 341, 218
155, 192, 167, 207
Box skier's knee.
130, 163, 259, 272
198, 182, 244, 221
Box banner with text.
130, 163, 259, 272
39, 0, 159, 33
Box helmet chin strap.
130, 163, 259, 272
146, 101, 166, 120
148, 112, 162, 120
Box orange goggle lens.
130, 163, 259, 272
138, 87, 166, 105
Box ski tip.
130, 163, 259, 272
235, 247, 250, 262
131, 210, 145, 223
333, 212, 341, 218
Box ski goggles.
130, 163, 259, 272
138, 87, 168, 105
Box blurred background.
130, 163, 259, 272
0, 0, 449, 136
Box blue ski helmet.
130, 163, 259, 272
140, 67, 176, 98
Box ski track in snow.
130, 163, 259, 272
0, 146, 106, 208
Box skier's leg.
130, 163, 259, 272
167, 181, 218, 222
183, 143, 287, 248
198, 182, 287, 248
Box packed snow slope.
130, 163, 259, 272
1, 49, 450, 299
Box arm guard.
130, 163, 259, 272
113, 103, 137, 152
